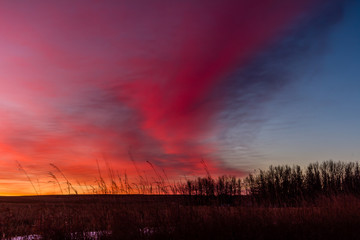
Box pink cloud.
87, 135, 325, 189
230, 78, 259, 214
0, 0, 324, 194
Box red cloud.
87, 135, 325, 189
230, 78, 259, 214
0, 0, 324, 194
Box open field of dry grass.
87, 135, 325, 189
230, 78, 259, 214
3, 160, 360, 239
1, 194, 360, 240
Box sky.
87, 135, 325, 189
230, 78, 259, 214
0, 0, 359, 195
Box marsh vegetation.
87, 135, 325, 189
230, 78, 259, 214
3, 160, 360, 239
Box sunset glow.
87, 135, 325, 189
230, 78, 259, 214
0, 0, 358, 195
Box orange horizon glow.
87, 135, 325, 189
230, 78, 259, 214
0, 0, 332, 195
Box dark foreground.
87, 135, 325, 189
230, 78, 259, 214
0, 194, 360, 240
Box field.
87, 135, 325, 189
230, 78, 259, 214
1, 194, 360, 240
3, 160, 360, 239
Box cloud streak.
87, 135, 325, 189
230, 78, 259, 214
0, 0, 348, 194
215, 0, 347, 169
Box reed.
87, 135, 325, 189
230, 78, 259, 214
9, 160, 360, 239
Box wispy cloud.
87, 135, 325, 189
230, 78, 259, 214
0, 0, 349, 194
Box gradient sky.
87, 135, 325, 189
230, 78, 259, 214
0, 0, 359, 195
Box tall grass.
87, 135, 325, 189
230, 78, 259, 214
17, 160, 360, 200
8, 160, 360, 239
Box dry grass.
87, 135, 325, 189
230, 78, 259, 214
0, 194, 360, 239
4, 160, 360, 239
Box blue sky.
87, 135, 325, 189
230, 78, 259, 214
249, 1, 360, 169
0, 0, 358, 194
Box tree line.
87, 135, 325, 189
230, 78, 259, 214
179, 160, 360, 205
